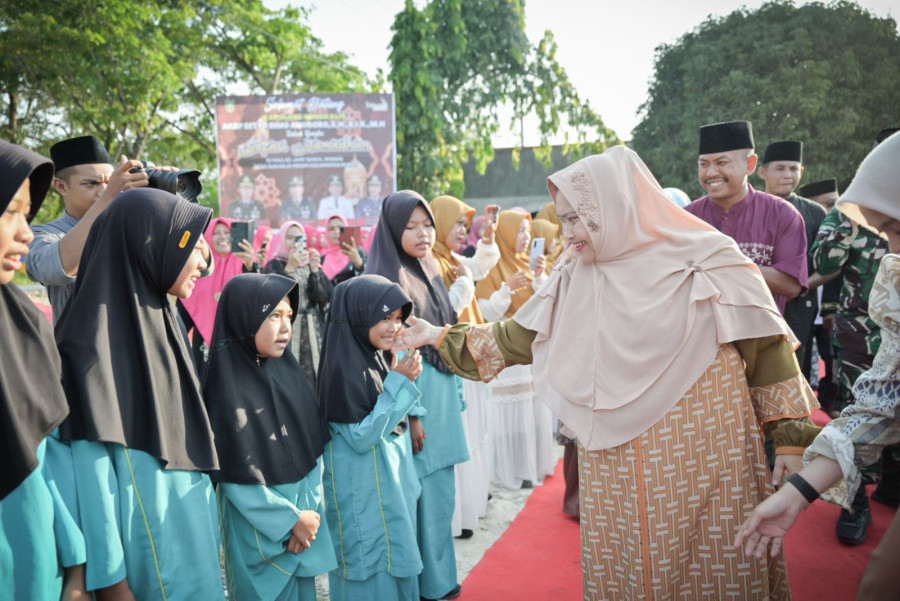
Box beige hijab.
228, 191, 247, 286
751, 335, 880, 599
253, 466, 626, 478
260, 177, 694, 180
514, 145, 796, 450
837, 130, 900, 231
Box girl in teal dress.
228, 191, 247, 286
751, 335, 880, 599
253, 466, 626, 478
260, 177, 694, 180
365, 192, 468, 600
55, 188, 223, 599
203, 273, 335, 599
318, 275, 426, 601
0, 140, 87, 599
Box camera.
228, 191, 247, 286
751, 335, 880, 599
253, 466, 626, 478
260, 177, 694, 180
129, 160, 203, 204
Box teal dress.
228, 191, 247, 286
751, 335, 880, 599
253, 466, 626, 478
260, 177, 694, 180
70, 440, 224, 598
409, 359, 469, 599
218, 458, 337, 600
0, 438, 85, 599
324, 371, 424, 601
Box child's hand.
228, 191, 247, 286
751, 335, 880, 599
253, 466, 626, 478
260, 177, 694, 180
409, 415, 426, 453
287, 510, 320, 554
391, 349, 422, 382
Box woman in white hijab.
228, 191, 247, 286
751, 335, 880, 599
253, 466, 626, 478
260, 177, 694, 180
396, 145, 819, 600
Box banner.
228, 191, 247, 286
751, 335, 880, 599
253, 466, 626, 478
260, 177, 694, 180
215, 93, 395, 233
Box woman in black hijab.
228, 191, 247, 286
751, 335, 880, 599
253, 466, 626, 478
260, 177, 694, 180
364, 192, 467, 601
55, 187, 225, 599
0, 139, 89, 599
203, 273, 335, 599
317, 275, 426, 601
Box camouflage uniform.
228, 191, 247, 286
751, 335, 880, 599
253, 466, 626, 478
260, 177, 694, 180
811, 208, 889, 408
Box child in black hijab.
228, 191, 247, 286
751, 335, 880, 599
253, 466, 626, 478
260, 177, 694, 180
364, 192, 468, 600
55, 187, 224, 599
203, 273, 334, 599
0, 139, 86, 598
317, 275, 426, 600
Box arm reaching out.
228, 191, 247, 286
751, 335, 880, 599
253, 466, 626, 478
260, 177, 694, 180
393, 316, 444, 350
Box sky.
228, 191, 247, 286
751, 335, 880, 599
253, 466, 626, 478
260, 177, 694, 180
276, 0, 899, 144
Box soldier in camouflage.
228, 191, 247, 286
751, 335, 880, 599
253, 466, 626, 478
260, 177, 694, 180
811, 205, 889, 545
812, 209, 888, 407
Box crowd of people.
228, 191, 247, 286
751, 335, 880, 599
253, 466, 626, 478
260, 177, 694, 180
0, 121, 898, 601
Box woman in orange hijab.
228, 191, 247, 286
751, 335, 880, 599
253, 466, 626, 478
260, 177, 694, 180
474, 210, 555, 489
430, 195, 501, 538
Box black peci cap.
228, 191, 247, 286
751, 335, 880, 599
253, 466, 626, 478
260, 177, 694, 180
49, 135, 111, 174
762, 141, 802, 164
699, 121, 754, 155
798, 178, 838, 198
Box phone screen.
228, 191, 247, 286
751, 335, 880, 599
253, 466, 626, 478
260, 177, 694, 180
529, 237, 545, 268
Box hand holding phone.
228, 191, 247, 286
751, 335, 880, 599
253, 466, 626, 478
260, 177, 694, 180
482, 205, 499, 242
230, 221, 254, 254
529, 237, 545, 269
339, 225, 362, 248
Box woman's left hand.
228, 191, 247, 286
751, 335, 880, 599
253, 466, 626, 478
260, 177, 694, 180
772, 454, 803, 486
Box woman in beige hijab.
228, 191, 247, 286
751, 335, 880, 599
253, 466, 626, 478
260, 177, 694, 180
396, 145, 819, 600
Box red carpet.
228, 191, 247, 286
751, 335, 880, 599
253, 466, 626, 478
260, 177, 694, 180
462, 446, 896, 599
461, 459, 581, 599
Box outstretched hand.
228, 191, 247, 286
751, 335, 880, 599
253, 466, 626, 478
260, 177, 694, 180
734, 486, 807, 559
392, 316, 439, 351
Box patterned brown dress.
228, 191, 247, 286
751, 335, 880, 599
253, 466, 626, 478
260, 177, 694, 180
437, 323, 819, 601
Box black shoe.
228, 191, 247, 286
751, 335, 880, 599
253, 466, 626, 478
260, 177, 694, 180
455, 528, 474, 539
836, 488, 872, 545
421, 583, 462, 601
521, 480, 533, 489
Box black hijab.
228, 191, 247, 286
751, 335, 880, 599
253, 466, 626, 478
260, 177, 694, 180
317, 275, 412, 423
56, 188, 217, 472
203, 273, 330, 485
0, 140, 67, 500
364, 191, 457, 372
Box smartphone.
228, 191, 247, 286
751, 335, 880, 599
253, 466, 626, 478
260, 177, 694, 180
294, 231, 307, 251
529, 237, 545, 269
230, 221, 254, 253
339, 225, 362, 247
485, 205, 499, 223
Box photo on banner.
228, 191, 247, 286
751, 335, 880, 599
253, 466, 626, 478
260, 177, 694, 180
215, 93, 396, 248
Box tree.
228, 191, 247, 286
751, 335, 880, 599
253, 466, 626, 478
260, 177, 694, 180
389, 0, 619, 198
631, 1, 900, 197
0, 0, 369, 219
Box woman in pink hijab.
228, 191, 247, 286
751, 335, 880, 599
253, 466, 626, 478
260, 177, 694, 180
394, 145, 820, 600
321, 214, 366, 285
178, 217, 258, 371
262, 220, 333, 387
